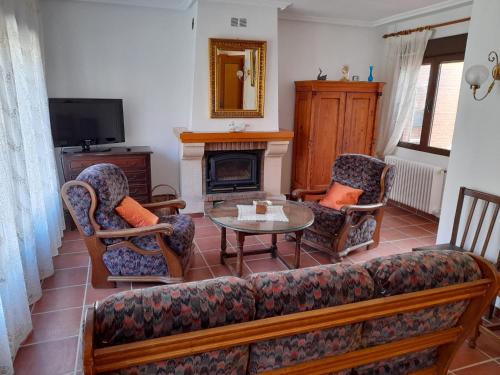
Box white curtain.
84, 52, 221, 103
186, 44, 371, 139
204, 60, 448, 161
376, 29, 432, 156
0, 0, 64, 372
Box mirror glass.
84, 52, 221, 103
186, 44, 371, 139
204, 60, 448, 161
210, 39, 266, 118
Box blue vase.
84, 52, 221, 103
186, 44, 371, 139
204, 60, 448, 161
368, 66, 374, 82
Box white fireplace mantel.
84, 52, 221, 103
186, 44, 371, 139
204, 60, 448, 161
174, 128, 293, 213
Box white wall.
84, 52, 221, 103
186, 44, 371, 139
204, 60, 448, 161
190, 0, 279, 132
437, 0, 500, 264
41, 0, 194, 190
278, 19, 384, 193
384, 4, 472, 169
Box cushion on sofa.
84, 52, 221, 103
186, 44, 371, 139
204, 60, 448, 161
95, 276, 255, 375
364, 250, 482, 298
358, 251, 481, 374
246, 263, 374, 374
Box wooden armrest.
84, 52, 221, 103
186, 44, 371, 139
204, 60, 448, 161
142, 199, 186, 210
291, 188, 328, 200
340, 203, 384, 215
95, 223, 174, 238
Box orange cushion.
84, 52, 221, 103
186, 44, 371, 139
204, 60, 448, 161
115, 196, 159, 227
319, 182, 364, 211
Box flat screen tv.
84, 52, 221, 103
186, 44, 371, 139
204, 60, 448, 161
49, 98, 125, 151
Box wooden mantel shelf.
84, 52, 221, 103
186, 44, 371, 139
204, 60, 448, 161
179, 129, 294, 144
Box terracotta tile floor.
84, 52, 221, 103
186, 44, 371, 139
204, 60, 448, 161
13, 205, 500, 374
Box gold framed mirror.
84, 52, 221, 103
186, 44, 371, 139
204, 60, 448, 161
209, 38, 266, 118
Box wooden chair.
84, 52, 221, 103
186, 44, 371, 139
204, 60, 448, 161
413, 186, 500, 347
61, 163, 194, 288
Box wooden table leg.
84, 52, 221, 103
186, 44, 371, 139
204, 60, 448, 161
271, 234, 278, 258
220, 227, 227, 264
236, 231, 245, 277
294, 230, 303, 269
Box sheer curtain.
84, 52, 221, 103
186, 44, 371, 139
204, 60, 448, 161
0, 0, 64, 372
376, 29, 432, 156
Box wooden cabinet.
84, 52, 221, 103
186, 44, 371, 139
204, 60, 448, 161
62, 146, 153, 203
292, 81, 384, 191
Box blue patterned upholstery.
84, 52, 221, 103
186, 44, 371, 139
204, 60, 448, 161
103, 215, 194, 276
353, 348, 438, 375
96, 277, 255, 375
66, 163, 130, 236
65, 163, 194, 277
246, 264, 374, 374
356, 251, 482, 374
295, 154, 395, 254
333, 154, 396, 205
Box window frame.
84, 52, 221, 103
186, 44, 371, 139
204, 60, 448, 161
398, 34, 467, 157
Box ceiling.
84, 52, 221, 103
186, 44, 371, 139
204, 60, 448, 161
280, 0, 472, 26
61, 0, 472, 26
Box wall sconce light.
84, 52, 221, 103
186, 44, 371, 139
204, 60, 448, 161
465, 51, 500, 101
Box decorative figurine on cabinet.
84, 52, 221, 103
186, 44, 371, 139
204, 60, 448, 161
317, 68, 327, 80
340, 65, 350, 81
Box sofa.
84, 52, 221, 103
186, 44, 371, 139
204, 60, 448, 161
83, 250, 498, 375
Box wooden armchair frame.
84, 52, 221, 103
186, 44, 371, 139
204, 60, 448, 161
291, 164, 392, 261
83, 255, 498, 375
61, 180, 191, 288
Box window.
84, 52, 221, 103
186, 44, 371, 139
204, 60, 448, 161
399, 34, 467, 156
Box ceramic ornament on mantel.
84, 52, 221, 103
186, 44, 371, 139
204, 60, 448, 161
228, 121, 249, 132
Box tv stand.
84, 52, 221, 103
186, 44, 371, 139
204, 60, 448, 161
61, 146, 153, 203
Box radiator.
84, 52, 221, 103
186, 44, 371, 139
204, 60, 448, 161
384, 156, 446, 216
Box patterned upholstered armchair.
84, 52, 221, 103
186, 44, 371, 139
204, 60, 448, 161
61, 163, 194, 288
291, 154, 396, 262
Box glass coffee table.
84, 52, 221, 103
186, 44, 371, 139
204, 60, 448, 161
206, 199, 314, 277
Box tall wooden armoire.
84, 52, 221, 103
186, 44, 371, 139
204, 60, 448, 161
291, 81, 384, 191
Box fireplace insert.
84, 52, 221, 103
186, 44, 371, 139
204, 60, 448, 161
206, 151, 261, 194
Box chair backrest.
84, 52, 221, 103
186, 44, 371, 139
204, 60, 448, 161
246, 263, 374, 374
332, 154, 396, 205
355, 250, 483, 375
450, 187, 500, 268
94, 276, 255, 374
62, 163, 130, 237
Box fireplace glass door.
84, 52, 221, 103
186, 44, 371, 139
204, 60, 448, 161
206, 151, 261, 193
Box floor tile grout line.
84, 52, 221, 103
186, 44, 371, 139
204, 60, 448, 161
54, 265, 91, 272
56, 251, 89, 256
61, 238, 85, 243
74, 258, 91, 374
42, 283, 87, 292
20, 334, 79, 348
476, 346, 495, 360
59, 249, 89, 255
31, 305, 83, 316
32, 305, 86, 316
451, 357, 498, 371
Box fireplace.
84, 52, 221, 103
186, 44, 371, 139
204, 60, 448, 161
206, 151, 261, 194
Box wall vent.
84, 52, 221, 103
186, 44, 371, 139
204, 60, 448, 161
230, 17, 247, 27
